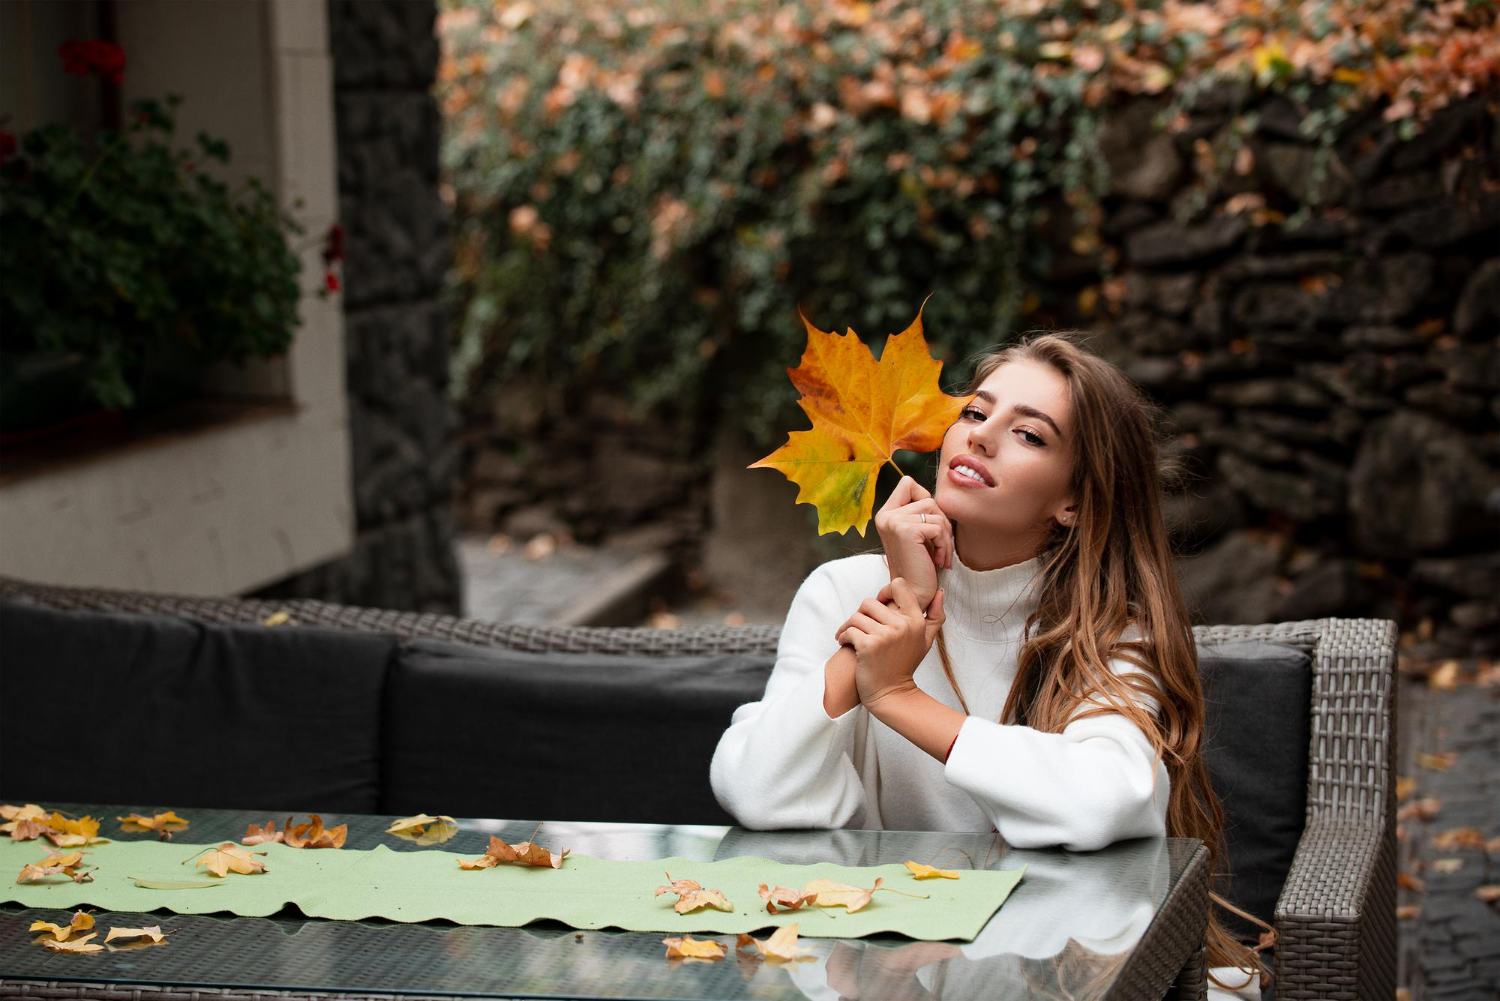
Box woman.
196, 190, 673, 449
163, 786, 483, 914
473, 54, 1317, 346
710, 330, 1264, 990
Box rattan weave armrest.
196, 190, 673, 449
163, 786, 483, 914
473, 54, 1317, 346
1272, 815, 1393, 1000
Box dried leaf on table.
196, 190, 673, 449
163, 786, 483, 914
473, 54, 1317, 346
736, 924, 816, 962
241, 819, 285, 845
1474, 885, 1500, 902
43, 813, 108, 847
284, 814, 348, 849
1417, 751, 1458, 771
190, 843, 268, 877
387, 813, 459, 845
40, 932, 102, 954
655, 873, 733, 914
1427, 659, 1460, 690
904, 861, 960, 880
758, 883, 812, 914
750, 303, 974, 536
662, 934, 726, 961
4, 817, 51, 842
105, 926, 168, 945
1396, 904, 1421, 920
1397, 871, 1425, 892
457, 828, 568, 870
1397, 797, 1441, 821
1431, 858, 1464, 874
119, 811, 189, 838
17, 849, 94, 884
1395, 776, 1415, 801
130, 876, 221, 890
801, 876, 927, 913
1, 804, 52, 840
29, 910, 94, 942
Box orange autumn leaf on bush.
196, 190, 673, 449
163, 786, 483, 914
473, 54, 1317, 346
284, 815, 348, 849
655, 873, 733, 914
192, 843, 268, 877
752, 302, 973, 535
458, 826, 567, 870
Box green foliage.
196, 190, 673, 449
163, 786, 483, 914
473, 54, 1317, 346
0, 94, 304, 411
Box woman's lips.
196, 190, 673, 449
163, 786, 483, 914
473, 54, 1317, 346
947, 465, 993, 488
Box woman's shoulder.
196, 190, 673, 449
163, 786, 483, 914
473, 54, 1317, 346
799, 552, 890, 599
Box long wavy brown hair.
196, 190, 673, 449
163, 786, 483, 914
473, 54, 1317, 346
932, 331, 1269, 989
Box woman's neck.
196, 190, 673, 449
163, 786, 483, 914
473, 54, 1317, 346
953, 523, 1044, 571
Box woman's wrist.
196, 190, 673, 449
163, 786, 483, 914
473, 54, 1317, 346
823, 645, 860, 718
864, 685, 965, 763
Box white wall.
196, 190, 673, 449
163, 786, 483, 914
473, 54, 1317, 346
0, 0, 354, 595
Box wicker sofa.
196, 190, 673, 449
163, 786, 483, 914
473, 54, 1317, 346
0, 575, 1397, 1001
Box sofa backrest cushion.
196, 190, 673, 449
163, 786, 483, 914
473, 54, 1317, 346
1197, 639, 1312, 940
383, 638, 776, 824
0, 599, 397, 813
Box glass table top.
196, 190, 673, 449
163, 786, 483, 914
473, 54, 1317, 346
0, 803, 1204, 1000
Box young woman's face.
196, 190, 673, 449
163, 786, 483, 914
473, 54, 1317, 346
935, 358, 1076, 562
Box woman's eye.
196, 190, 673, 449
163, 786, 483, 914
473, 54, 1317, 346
1017, 428, 1046, 447
960, 407, 986, 421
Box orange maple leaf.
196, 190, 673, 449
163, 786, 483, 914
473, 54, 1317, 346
190, 843, 268, 877
283, 815, 347, 850
241, 819, 286, 846
119, 811, 189, 836
457, 826, 568, 870
737, 924, 816, 962
655, 872, 733, 914
662, 934, 726, 961
751, 301, 972, 535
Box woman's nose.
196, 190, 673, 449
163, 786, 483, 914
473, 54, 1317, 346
967, 420, 997, 455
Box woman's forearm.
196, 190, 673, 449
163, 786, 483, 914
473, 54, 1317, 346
824, 644, 860, 718
865, 685, 966, 762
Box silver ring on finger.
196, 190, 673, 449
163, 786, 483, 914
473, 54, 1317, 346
920, 512, 928, 524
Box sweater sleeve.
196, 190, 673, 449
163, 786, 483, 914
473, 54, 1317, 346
709, 563, 871, 830
942, 642, 1171, 852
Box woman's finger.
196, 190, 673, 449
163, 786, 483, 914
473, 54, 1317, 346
860, 596, 904, 627
877, 475, 919, 515
889, 576, 921, 616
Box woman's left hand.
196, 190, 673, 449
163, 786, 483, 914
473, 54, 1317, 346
833, 578, 946, 709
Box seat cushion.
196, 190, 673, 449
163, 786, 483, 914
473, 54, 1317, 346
0, 599, 397, 813
1197, 639, 1312, 941
383, 639, 776, 824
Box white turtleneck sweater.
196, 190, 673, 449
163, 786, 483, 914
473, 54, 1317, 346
709, 552, 1170, 851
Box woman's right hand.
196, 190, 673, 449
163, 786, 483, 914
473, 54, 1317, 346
873, 475, 953, 610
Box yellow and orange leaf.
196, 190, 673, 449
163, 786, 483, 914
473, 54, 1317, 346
751, 302, 973, 535
387, 813, 459, 845
40, 932, 102, 954
119, 811, 189, 833
758, 882, 811, 914
28, 911, 94, 942
801, 876, 926, 912
105, 926, 168, 945
737, 924, 816, 962
458, 828, 567, 870
241, 819, 285, 846
655, 873, 733, 914
192, 843, 268, 877
283, 815, 347, 850
662, 934, 726, 961
904, 861, 960, 880
44, 813, 106, 847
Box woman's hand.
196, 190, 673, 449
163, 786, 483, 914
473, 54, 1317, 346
833, 578, 946, 710
873, 476, 954, 609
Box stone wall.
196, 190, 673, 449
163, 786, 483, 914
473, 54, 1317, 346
255, 0, 460, 613
1094, 86, 1498, 658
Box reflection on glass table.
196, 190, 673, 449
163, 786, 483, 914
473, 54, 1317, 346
0, 805, 1204, 1001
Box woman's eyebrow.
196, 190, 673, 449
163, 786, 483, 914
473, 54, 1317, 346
972, 390, 1064, 439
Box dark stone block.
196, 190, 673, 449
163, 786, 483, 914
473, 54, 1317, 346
1453, 258, 1500, 337
1390, 193, 1500, 250
1126, 215, 1248, 269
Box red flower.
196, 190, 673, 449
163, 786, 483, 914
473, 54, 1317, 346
322, 222, 345, 265
58, 39, 126, 85
325, 270, 341, 292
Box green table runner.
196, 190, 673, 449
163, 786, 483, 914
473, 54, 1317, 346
1, 838, 1025, 942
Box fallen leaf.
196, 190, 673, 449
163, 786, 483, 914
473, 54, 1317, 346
0, 803, 49, 823
736, 924, 816, 962
105, 926, 167, 944
800, 876, 927, 912
1432, 827, 1486, 851
241, 819, 285, 845
5, 817, 50, 841
1427, 659, 1460, 690
387, 813, 459, 845
129, 876, 222, 890
40, 932, 102, 954
43, 813, 106, 847
17, 849, 93, 884
191, 843, 268, 877
1395, 776, 1416, 801
758, 883, 812, 914
1474, 885, 1500, 903
29, 911, 94, 942
662, 934, 726, 961
656, 873, 733, 914
751, 303, 974, 536
1417, 751, 1458, 771
458, 828, 568, 870
1488, 837, 1500, 853
284, 814, 348, 849
1397, 871, 1425, 892
262, 610, 294, 627
904, 861, 960, 880
119, 811, 189, 835
1431, 858, 1464, 874
1397, 797, 1442, 821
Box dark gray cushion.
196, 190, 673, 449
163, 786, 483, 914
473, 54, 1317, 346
383, 639, 776, 824
0, 599, 397, 812
1197, 639, 1312, 941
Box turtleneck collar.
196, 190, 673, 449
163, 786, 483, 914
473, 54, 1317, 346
937, 548, 1045, 642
